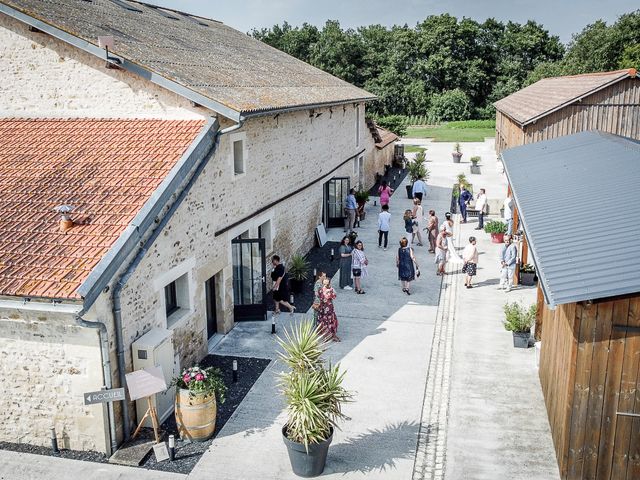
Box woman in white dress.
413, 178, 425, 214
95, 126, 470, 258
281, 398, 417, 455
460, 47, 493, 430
440, 212, 463, 265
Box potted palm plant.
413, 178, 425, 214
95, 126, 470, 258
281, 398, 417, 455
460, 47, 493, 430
279, 321, 352, 477
288, 254, 310, 293
452, 142, 462, 163
172, 366, 226, 442
503, 302, 536, 348
354, 189, 369, 221
519, 263, 537, 286
470, 156, 481, 175
484, 220, 507, 244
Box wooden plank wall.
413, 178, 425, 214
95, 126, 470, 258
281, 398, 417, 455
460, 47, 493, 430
495, 110, 524, 154
539, 295, 640, 479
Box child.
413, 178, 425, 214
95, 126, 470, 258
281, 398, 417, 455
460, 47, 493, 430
377, 204, 391, 250
403, 209, 414, 246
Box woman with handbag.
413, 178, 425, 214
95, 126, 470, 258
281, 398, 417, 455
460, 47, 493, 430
351, 240, 368, 294
411, 198, 424, 246
396, 237, 419, 295
317, 278, 340, 342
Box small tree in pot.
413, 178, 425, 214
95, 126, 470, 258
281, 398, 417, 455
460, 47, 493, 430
288, 254, 310, 294
470, 156, 481, 175
519, 263, 537, 286
354, 189, 369, 221
484, 220, 507, 244
452, 142, 462, 163
503, 302, 536, 348
279, 321, 352, 477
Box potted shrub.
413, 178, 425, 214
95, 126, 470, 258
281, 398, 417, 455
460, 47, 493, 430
484, 220, 507, 244
279, 320, 352, 477
406, 151, 429, 199
172, 366, 227, 442
503, 302, 536, 348
520, 263, 537, 286
470, 156, 481, 175
288, 254, 310, 293
452, 142, 462, 163
354, 189, 369, 221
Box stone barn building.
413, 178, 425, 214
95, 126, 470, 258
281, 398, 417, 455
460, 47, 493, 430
0, 0, 375, 454
494, 69, 640, 154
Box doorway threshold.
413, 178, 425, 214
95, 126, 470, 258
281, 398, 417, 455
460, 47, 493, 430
208, 333, 225, 353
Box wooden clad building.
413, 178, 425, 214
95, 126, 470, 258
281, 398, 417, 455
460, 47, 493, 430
494, 69, 640, 154
502, 132, 640, 480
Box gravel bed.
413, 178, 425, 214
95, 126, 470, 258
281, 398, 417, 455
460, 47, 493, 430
368, 165, 408, 196
0, 354, 270, 475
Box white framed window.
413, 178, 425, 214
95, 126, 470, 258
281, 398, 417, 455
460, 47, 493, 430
164, 273, 190, 328
258, 219, 273, 253
230, 132, 247, 178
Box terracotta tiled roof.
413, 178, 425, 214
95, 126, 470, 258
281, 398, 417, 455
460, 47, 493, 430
374, 126, 399, 149
494, 69, 638, 125
0, 118, 205, 300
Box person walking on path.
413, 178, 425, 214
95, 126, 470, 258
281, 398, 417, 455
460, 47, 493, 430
500, 235, 518, 292
311, 271, 326, 324
271, 255, 296, 315
441, 212, 463, 265
378, 204, 391, 250
344, 188, 357, 232
397, 237, 419, 295
411, 198, 424, 246
434, 225, 449, 276
458, 184, 473, 223
462, 236, 479, 288
403, 210, 414, 247
317, 278, 340, 341
475, 188, 487, 230
503, 193, 514, 235
425, 210, 438, 253
378, 180, 393, 208
351, 240, 368, 294
412, 175, 427, 202
338, 236, 354, 290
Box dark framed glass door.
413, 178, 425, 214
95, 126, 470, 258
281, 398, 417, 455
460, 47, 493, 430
232, 238, 267, 321
205, 275, 217, 338
324, 177, 350, 228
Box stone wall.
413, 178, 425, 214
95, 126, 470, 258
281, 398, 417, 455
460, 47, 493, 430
0, 308, 107, 452
0, 14, 204, 119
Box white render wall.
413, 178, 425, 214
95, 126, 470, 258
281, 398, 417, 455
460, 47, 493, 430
0, 14, 204, 119
0, 309, 107, 452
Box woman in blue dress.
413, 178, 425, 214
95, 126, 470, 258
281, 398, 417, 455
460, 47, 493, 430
396, 237, 419, 295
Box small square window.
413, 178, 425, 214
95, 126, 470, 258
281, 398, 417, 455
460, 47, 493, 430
258, 220, 272, 252
233, 140, 244, 175
164, 282, 178, 317
164, 273, 190, 327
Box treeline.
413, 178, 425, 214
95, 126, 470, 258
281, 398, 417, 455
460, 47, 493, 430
251, 11, 640, 121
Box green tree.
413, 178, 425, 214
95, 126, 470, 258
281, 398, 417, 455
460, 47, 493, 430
428, 89, 471, 121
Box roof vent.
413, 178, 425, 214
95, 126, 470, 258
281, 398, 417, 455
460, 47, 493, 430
54, 204, 75, 233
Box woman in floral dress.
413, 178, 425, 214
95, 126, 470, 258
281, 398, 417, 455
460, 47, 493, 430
311, 271, 326, 324
317, 278, 340, 341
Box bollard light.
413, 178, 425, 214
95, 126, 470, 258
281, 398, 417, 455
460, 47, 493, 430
232, 360, 238, 383
313, 268, 317, 277
330, 248, 335, 261
374, 200, 377, 206
168, 435, 175, 461
271, 315, 276, 334
50, 427, 59, 454
290, 294, 295, 305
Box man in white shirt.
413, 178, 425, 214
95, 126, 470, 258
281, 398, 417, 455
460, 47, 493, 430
377, 204, 391, 250
411, 176, 427, 202
475, 188, 487, 230
503, 193, 513, 234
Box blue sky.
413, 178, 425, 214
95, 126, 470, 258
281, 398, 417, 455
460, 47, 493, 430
145, 0, 637, 43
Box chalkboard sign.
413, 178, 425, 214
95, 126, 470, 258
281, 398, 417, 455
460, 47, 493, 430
315, 223, 328, 247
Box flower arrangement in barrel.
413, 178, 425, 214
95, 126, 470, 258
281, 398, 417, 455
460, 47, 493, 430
172, 365, 227, 402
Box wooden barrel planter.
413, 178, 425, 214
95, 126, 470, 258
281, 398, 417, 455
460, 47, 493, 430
175, 389, 217, 442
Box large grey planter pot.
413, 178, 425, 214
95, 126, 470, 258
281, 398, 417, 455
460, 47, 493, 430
519, 272, 536, 286
283, 426, 333, 477
470, 164, 481, 175
512, 331, 530, 348
452, 152, 462, 163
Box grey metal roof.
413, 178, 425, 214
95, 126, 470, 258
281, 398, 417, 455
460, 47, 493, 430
502, 130, 640, 307
0, 0, 375, 118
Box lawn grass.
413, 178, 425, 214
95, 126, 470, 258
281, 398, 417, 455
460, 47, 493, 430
406, 125, 495, 142
403, 145, 427, 154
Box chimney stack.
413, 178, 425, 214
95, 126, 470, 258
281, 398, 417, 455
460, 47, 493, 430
54, 205, 75, 233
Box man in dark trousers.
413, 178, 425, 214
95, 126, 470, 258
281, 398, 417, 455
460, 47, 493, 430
458, 184, 473, 223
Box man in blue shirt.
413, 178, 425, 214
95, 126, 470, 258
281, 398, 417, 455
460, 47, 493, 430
344, 188, 357, 232
500, 235, 518, 292
411, 176, 427, 202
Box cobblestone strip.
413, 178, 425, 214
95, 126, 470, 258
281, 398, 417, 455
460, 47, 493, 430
412, 219, 461, 480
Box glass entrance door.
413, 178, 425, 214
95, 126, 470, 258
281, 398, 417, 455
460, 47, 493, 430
324, 177, 350, 228
232, 238, 267, 321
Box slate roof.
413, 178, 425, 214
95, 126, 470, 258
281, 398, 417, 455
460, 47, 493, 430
0, 0, 375, 118
502, 130, 640, 307
0, 118, 205, 299
494, 69, 638, 126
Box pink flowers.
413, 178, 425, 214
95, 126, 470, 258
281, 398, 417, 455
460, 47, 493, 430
183, 374, 191, 383
195, 373, 205, 381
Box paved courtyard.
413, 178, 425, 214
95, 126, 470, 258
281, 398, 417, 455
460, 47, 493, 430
0, 139, 559, 479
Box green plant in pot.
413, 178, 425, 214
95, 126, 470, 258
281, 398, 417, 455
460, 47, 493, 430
519, 263, 537, 286
452, 142, 462, 163
172, 366, 227, 442
288, 254, 309, 294
279, 320, 352, 477
406, 151, 430, 198
503, 302, 536, 348
470, 155, 481, 175
484, 219, 507, 244
354, 189, 369, 221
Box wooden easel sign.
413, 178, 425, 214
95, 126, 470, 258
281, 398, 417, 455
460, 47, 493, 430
125, 366, 167, 444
